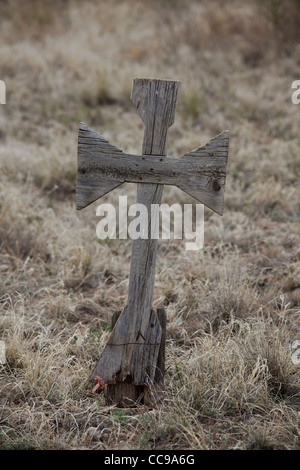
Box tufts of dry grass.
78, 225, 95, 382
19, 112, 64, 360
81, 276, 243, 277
0, 0, 300, 450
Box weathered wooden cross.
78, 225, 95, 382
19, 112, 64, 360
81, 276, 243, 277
76, 78, 229, 406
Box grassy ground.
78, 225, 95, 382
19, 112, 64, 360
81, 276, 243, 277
0, 0, 299, 450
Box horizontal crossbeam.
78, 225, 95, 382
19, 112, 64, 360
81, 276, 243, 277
76, 123, 229, 215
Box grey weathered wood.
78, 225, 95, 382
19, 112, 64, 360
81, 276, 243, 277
77, 123, 229, 215
107, 307, 166, 406
106, 381, 144, 407
154, 307, 167, 385
131, 78, 180, 156
90, 79, 179, 397
76, 77, 230, 406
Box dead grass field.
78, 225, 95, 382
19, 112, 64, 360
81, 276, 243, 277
0, 0, 300, 450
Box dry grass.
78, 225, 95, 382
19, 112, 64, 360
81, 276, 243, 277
0, 0, 299, 450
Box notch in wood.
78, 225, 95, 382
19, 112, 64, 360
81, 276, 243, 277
131, 78, 181, 156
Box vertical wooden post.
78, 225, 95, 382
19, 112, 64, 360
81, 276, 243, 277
107, 79, 180, 406
91, 79, 181, 406
107, 306, 166, 406
76, 78, 229, 407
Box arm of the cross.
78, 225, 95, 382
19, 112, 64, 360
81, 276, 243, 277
76, 122, 229, 215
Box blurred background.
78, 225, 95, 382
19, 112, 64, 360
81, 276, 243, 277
1, 0, 300, 213
0, 0, 300, 451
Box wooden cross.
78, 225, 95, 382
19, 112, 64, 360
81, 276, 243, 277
76, 78, 229, 406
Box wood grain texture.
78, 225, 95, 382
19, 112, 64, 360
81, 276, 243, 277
91, 184, 165, 385
77, 122, 229, 215
105, 307, 166, 406
131, 78, 181, 155
82, 78, 230, 403
90, 79, 179, 389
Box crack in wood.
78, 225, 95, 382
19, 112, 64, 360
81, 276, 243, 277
77, 78, 229, 406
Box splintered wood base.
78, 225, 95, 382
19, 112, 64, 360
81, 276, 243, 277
106, 382, 144, 408
105, 382, 164, 408
104, 308, 166, 407
77, 78, 229, 408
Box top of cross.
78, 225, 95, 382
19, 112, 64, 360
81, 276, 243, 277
76, 78, 229, 215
